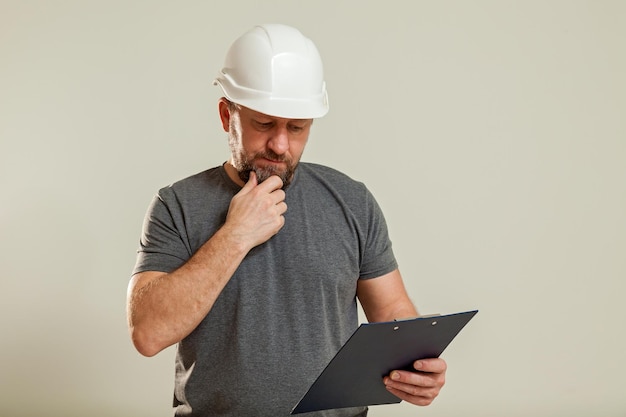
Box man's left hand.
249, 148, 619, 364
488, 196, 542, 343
383, 358, 447, 406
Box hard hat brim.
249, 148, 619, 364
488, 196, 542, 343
213, 76, 329, 119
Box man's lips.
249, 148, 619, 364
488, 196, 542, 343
257, 157, 287, 167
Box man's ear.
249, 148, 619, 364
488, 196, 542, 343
218, 98, 231, 132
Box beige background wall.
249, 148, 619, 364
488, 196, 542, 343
1, 1, 624, 416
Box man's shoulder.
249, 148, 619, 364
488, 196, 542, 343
156, 166, 233, 199
169, 167, 216, 186
298, 162, 363, 187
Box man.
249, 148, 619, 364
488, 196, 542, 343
127, 24, 446, 416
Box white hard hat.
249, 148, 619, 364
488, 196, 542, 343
213, 24, 329, 119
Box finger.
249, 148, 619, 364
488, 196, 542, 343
275, 201, 288, 216
413, 358, 447, 374
386, 370, 439, 389
239, 170, 258, 194
383, 371, 444, 406
256, 174, 284, 192
384, 385, 438, 407
270, 189, 286, 206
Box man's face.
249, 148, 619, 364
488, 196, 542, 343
222, 102, 313, 188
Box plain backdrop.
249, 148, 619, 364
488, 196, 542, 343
1, 1, 625, 416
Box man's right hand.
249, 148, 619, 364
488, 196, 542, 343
224, 171, 287, 250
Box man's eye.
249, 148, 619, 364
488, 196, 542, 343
289, 125, 305, 132
254, 120, 273, 129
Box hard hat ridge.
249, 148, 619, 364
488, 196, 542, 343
213, 24, 329, 119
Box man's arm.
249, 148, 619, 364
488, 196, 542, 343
356, 269, 447, 406
356, 268, 418, 322
127, 172, 286, 357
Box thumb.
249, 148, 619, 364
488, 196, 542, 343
240, 170, 258, 192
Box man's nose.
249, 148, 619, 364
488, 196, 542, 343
267, 127, 290, 155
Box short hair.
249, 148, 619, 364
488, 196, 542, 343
224, 98, 241, 113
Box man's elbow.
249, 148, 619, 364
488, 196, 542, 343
129, 325, 166, 357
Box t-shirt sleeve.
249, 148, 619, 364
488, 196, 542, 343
358, 187, 398, 280
132, 189, 192, 275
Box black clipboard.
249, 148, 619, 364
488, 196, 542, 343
291, 310, 478, 414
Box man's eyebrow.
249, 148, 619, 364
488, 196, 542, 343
252, 117, 274, 123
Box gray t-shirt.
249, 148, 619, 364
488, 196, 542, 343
133, 162, 398, 417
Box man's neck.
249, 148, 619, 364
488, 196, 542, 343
224, 161, 245, 187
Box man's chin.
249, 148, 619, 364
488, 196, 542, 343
238, 166, 295, 188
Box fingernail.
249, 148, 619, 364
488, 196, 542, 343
391, 371, 400, 380
414, 361, 423, 370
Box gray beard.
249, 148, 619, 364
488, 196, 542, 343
227, 119, 298, 188
237, 162, 296, 189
